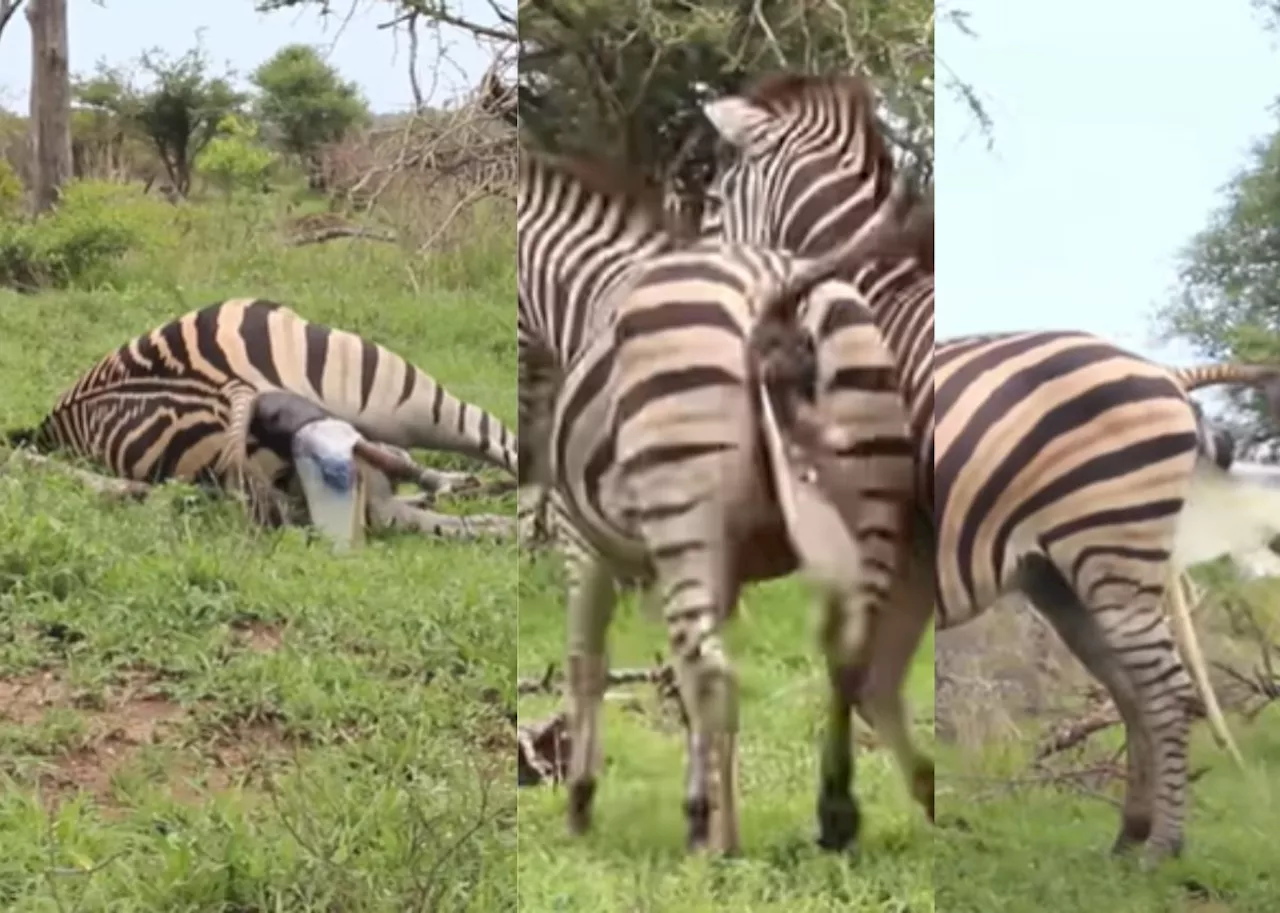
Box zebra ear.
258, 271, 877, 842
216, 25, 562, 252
702, 97, 774, 152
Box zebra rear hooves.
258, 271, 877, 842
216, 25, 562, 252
816, 792, 861, 853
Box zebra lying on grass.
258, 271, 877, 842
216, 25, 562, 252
3, 298, 517, 547
700, 70, 1280, 867
519, 147, 919, 855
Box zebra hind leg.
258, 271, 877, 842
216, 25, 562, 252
564, 551, 617, 835
850, 545, 937, 827
1018, 554, 1191, 866
815, 591, 864, 852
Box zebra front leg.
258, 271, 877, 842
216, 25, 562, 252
649, 541, 740, 855
368, 443, 483, 498
564, 552, 617, 835
4, 450, 152, 502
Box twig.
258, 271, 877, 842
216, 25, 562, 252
516, 664, 669, 695
288, 225, 399, 246
1034, 701, 1121, 760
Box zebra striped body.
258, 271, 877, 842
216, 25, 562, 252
703, 71, 1280, 864
703, 75, 933, 517
17, 298, 516, 535
702, 73, 937, 840
518, 150, 915, 853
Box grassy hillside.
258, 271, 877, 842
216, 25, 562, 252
517, 557, 936, 912
0, 183, 517, 911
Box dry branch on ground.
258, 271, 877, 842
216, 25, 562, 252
515, 660, 686, 786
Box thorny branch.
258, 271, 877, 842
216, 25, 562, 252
516, 659, 687, 786
0, 0, 25, 46
1033, 608, 1280, 761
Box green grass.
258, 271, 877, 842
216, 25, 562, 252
0, 184, 516, 910
516, 557, 935, 912
936, 664, 1280, 912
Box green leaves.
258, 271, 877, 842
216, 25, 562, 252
251, 45, 370, 162
518, 0, 935, 194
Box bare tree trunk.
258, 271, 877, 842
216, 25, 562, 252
26, 0, 70, 214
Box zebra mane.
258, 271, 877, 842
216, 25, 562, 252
895, 190, 934, 272
741, 71, 875, 113
843, 186, 933, 273
735, 70, 895, 198
520, 151, 668, 235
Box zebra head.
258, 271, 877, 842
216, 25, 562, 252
700, 72, 897, 256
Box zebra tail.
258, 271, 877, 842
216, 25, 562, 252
748, 313, 870, 654
1174, 363, 1280, 432
1164, 568, 1245, 767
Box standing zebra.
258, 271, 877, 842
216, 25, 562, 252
701, 71, 1280, 866
518, 150, 918, 854
702, 73, 938, 837
6, 298, 516, 545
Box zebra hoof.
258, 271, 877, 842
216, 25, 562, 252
1110, 812, 1152, 857
566, 778, 595, 836
684, 795, 712, 851
1137, 836, 1183, 870
816, 791, 861, 852
913, 760, 936, 823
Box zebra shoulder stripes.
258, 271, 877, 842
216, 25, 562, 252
519, 148, 916, 854
7, 298, 516, 544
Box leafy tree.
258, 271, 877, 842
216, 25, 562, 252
519, 0, 938, 197
75, 44, 246, 196
196, 113, 278, 197
251, 44, 369, 182
1160, 120, 1280, 450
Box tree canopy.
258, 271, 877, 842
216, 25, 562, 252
75, 45, 245, 195
1161, 117, 1280, 449
252, 44, 370, 170
518, 0, 941, 197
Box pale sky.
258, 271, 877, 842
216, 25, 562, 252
0, 0, 503, 113
935, 1, 1279, 366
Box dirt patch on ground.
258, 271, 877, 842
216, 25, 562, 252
0, 668, 290, 810
230, 618, 286, 654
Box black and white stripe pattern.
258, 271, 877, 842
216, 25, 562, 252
702, 72, 937, 832
518, 149, 916, 854
703, 71, 1280, 866
10, 298, 516, 537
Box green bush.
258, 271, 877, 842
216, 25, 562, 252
0, 179, 139, 290
0, 160, 21, 220
196, 114, 278, 198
